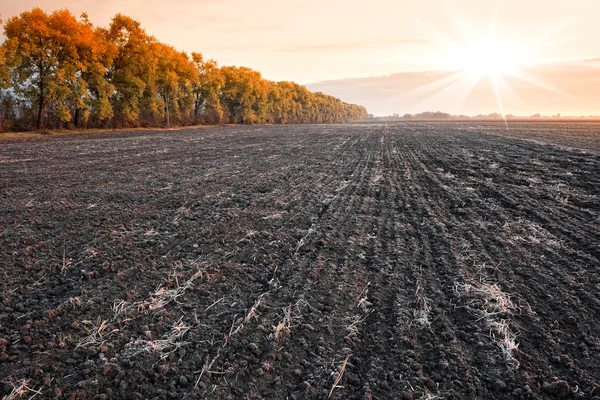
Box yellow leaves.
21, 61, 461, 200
153, 44, 197, 123
0, 47, 9, 89
1, 7, 368, 129
107, 14, 162, 122
2, 8, 120, 127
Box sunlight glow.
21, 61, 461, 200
448, 39, 527, 79
445, 38, 530, 122
402, 8, 572, 120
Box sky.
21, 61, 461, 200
2, 0, 600, 116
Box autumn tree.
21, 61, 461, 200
0, 46, 8, 89
155, 43, 195, 127
105, 14, 158, 125
220, 66, 269, 124
0, 45, 15, 130
76, 13, 116, 126
0, 7, 367, 130
266, 83, 287, 124
2, 8, 109, 128
191, 53, 225, 123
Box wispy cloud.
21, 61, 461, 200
208, 39, 429, 52
306, 59, 600, 116
212, 22, 285, 33
276, 39, 429, 53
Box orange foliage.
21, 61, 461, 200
0, 8, 368, 131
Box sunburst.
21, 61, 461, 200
398, 8, 572, 122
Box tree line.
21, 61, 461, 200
0, 8, 368, 131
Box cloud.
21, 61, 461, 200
211, 22, 285, 33
203, 38, 429, 53
276, 39, 429, 53
306, 60, 600, 116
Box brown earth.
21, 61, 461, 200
1, 122, 599, 399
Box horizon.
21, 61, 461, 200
365, 111, 600, 119
2, 0, 600, 117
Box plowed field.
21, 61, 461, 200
1, 122, 599, 399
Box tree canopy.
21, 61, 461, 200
0, 8, 367, 131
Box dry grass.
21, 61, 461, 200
454, 282, 515, 317
295, 224, 317, 254
356, 282, 372, 311
146, 318, 190, 354
418, 391, 442, 400
413, 267, 434, 330
2, 378, 42, 400
76, 318, 116, 349
243, 295, 265, 324
78, 266, 203, 353
122, 317, 190, 360
273, 306, 293, 346
413, 305, 433, 329
226, 292, 269, 346
272, 299, 309, 347
501, 221, 563, 248
454, 280, 520, 368
328, 355, 350, 399
146, 268, 203, 311
111, 300, 128, 319
490, 320, 520, 368
345, 312, 371, 340
111, 265, 205, 321
194, 352, 221, 388
0, 124, 217, 141
204, 297, 224, 312
172, 205, 192, 225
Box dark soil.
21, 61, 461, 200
1, 122, 599, 399
454, 121, 600, 154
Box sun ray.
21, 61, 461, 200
396, 71, 463, 97
399, 7, 575, 119
507, 68, 572, 98
412, 71, 483, 114
489, 74, 508, 128
493, 75, 524, 106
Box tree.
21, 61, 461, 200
0, 45, 15, 131
191, 53, 225, 123
2, 8, 106, 129
75, 13, 116, 126
153, 44, 196, 127
266, 82, 290, 124
0, 8, 368, 130
220, 66, 268, 124
105, 14, 158, 125
0, 46, 9, 89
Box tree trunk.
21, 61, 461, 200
36, 81, 45, 130
194, 94, 201, 116
74, 108, 80, 129
165, 89, 170, 128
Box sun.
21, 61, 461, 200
447, 38, 528, 79
397, 9, 570, 121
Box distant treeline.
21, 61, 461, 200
369, 112, 600, 121
0, 8, 368, 131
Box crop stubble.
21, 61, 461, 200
0, 122, 599, 399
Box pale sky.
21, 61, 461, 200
3, 0, 600, 115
